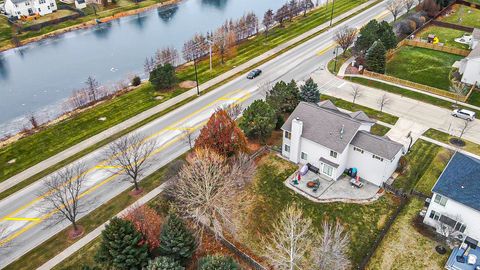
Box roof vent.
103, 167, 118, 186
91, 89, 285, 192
340, 124, 345, 139
295, 117, 300, 120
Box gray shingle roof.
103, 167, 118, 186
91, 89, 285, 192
9, 0, 28, 4
468, 44, 480, 58
432, 152, 480, 212
473, 28, 480, 40
281, 102, 370, 153
350, 131, 404, 160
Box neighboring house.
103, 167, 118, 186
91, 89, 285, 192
459, 28, 480, 87
74, 0, 85, 9
281, 101, 404, 186
424, 152, 480, 242
4, 0, 57, 18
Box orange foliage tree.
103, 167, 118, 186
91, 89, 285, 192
123, 205, 162, 250
194, 109, 247, 156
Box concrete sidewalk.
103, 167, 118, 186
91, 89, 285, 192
0, 0, 379, 196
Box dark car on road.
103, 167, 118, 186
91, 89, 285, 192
247, 69, 262, 79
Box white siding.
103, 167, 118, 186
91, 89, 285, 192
5, 0, 57, 18
424, 192, 480, 241
461, 57, 480, 87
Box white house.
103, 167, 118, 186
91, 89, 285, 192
424, 152, 480, 242
4, 0, 57, 18
459, 28, 480, 87
281, 101, 404, 187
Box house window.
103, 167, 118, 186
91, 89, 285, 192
434, 194, 448, 206
301, 152, 308, 160
284, 144, 290, 153
372, 154, 384, 161
330, 150, 337, 158
429, 210, 440, 221
454, 222, 466, 233
50, 2, 54, 6
353, 147, 364, 154
322, 164, 334, 177
39, 0, 46, 3
284, 131, 291, 139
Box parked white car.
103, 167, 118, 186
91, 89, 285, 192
452, 109, 476, 121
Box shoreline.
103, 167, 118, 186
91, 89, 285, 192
0, 0, 180, 53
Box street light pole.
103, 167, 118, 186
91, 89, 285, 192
193, 57, 200, 96
333, 46, 339, 72
329, 0, 335, 26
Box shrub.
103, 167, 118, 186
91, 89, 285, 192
198, 255, 240, 270
146, 256, 184, 270
399, 19, 417, 35
149, 63, 177, 91
131, 76, 142, 86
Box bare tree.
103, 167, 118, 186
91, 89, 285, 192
457, 119, 472, 141
299, 0, 314, 16
386, 0, 404, 21
85, 76, 100, 102
42, 163, 88, 235
334, 26, 358, 54
350, 84, 362, 104
181, 126, 195, 150
450, 81, 467, 105
155, 47, 179, 66
169, 148, 255, 238
377, 93, 391, 112
144, 57, 156, 74
28, 112, 40, 129
275, 4, 290, 27
262, 204, 313, 270
313, 221, 351, 270
213, 26, 236, 64
105, 133, 157, 192
220, 103, 243, 120
182, 33, 208, 62
403, 0, 416, 12
263, 9, 275, 38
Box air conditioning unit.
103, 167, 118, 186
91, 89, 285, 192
453, 231, 465, 241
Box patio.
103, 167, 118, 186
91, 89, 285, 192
285, 169, 382, 203
446, 244, 480, 270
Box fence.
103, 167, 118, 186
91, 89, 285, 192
398, 39, 471, 56
430, 20, 474, 32
362, 70, 471, 102
457, 0, 480, 9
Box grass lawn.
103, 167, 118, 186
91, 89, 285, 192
386, 46, 464, 91
347, 77, 480, 115
366, 198, 448, 270
239, 154, 401, 268
0, 0, 374, 190
20, 10, 78, 26
439, 4, 480, 29
53, 238, 101, 270
393, 139, 441, 192
415, 148, 453, 196
327, 50, 352, 74
424, 128, 480, 156
4, 157, 181, 270
416, 25, 470, 50
0, 16, 12, 43
371, 124, 391, 136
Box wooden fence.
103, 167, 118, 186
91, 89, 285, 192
398, 39, 471, 56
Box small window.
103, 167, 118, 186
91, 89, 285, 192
429, 210, 440, 221
330, 150, 337, 158
372, 154, 384, 162
301, 152, 308, 160
284, 144, 290, 153
284, 131, 291, 139
434, 194, 447, 206
354, 147, 364, 154
454, 222, 466, 233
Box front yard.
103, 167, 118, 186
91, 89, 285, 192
366, 198, 449, 270
439, 4, 480, 29
424, 128, 480, 156
416, 25, 471, 50
237, 154, 401, 268
386, 46, 463, 91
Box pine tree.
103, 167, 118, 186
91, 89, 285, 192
266, 80, 300, 114
146, 256, 184, 270
377, 21, 397, 50
239, 100, 277, 143
198, 255, 239, 270
353, 20, 379, 54
158, 213, 197, 264
366, 40, 387, 74
95, 217, 149, 270
149, 63, 177, 91
299, 78, 320, 103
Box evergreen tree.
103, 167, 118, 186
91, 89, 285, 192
95, 217, 149, 270
299, 77, 320, 103
266, 80, 300, 114
158, 213, 196, 264
198, 255, 240, 270
146, 256, 184, 270
377, 21, 397, 50
149, 63, 177, 91
353, 20, 379, 54
239, 100, 277, 143
366, 40, 387, 74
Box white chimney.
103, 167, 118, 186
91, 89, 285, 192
290, 117, 303, 163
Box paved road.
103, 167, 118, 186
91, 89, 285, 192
2, 1, 471, 267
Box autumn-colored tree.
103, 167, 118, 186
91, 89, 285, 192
123, 205, 162, 250
194, 109, 247, 156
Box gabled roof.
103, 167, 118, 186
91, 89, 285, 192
350, 131, 403, 160
349, 111, 376, 123
432, 152, 480, 212
281, 101, 373, 153
9, 0, 28, 4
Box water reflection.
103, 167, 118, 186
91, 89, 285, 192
132, 13, 150, 30
157, 5, 179, 23
92, 22, 113, 39
201, 0, 228, 10
0, 55, 8, 80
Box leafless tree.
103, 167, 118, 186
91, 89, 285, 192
28, 112, 40, 129
350, 84, 362, 104
288, 0, 299, 20
262, 204, 313, 270
155, 47, 179, 67
42, 163, 88, 235
105, 133, 157, 192
182, 33, 208, 62
168, 148, 255, 238
299, 0, 314, 16
403, 0, 416, 12
377, 93, 390, 112
144, 57, 156, 74
457, 119, 472, 141
85, 76, 100, 102
386, 0, 404, 21
334, 26, 358, 54
263, 9, 275, 38
213, 26, 236, 64
313, 221, 351, 270
181, 126, 195, 150
450, 81, 467, 105
219, 103, 243, 120
275, 4, 290, 26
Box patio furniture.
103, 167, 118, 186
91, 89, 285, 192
307, 181, 316, 188
468, 254, 477, 265
350, 177, 364, 188
306, 163, 319, 174
312, 179, 320, 192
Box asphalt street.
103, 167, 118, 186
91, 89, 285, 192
2, 1, 475, 267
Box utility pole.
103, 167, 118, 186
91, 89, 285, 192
333, 46, 340, 72
206, 39, 213, 71
329, 0, 335, 26
193, 56, 200, 96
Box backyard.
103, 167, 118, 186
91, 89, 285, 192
18, 9, 78, 26
439, 4, 480, 29
414, 147, 453, 196
386, 46, 463, 91
416, 25, 471, 50
238, 154, 401, 267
